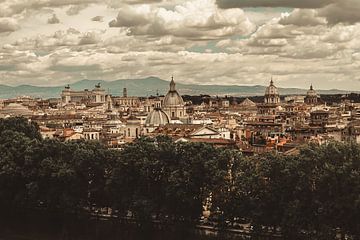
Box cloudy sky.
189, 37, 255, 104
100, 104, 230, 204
0, 0, 360, 90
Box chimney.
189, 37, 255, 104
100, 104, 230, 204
123, 88, 128, 97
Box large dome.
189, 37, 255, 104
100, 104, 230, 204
163, 77, 184, 107
265, 79, 279, 96
0, 103, 33, 116
145, 108, 170, 126
163, 91, 184, 106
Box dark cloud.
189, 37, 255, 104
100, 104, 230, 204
47, 14, 60, 24
216, 0, 336, 9
217, 0, 360, 25
91, 16, 104, 22
319, 0, 360, 24
0, 17, 19, 33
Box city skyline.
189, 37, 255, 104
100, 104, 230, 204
1, 0, 360, 90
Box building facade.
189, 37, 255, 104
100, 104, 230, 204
61, 83, 106, 105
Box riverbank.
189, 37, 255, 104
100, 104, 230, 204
0, 211, 262, 240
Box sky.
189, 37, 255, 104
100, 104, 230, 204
0, 0, 360, 90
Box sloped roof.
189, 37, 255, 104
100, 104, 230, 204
239, 98, 257, 107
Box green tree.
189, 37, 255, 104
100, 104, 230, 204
0, 117, 41, 140
0, 130, 36, 213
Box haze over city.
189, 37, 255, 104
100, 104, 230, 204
1, 0, 360, 90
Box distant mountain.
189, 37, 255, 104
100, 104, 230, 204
0, 77, 356, 99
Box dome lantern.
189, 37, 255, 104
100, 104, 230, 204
170, 76, 176, 92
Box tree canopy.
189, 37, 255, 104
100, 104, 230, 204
0, 117, 359, 239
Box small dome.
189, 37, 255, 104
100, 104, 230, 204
106, 118, 123, 127
0, 103, 33, 116
145, 108, 170, 126
265, 79, 279, 96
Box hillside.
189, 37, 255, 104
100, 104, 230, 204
0, 77, 355, 99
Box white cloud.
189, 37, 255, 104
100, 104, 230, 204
66, 4, 88, 15
9, 28, 104, 51
0, 0, 360, 91
1, 41, 360, 90
78, 31, 102, 45
109, 0, 255, 40
0, 0, 101, 17
279, 9, 327, 26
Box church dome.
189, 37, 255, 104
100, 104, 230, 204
163, 77, 184, 107
145, 108, 170, 127
0, 103, 33, 116
307, 85, 317, 97
265, 79, 279, 96
163, 91, 184, 106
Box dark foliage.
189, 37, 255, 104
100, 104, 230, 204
0, 117, 359, 239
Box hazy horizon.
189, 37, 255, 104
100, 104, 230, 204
0, 76, 357, 92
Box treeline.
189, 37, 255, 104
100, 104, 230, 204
0, 117, 359, 239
